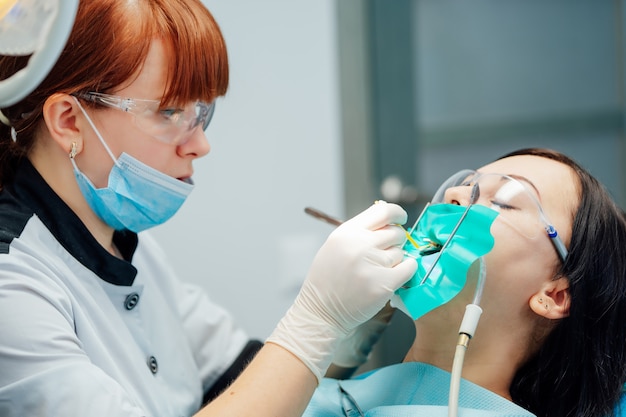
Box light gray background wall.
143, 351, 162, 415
413, 0, 624, 202
151, 0, 343, 340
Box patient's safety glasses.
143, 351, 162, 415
76, 92, 216, 145
431, 169, 568, 262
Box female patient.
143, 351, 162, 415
305, 148, 626, 417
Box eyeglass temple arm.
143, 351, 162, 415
546, 225, 568, 262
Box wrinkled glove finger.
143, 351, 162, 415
376, 256, 418, 292
364, 246, 407, 268
370, 224, 410, 249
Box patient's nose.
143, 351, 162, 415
444, 185, 478, 206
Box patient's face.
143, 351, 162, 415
442, 155, 577, 321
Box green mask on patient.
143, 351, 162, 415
393, 204, 497, 320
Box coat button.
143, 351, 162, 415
147, 356, 158, 374
124, 293, 140, 310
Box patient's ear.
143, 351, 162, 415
529, 276, 570, 319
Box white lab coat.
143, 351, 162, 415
0, 161, 249, 416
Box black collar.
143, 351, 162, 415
5, 159, 138, 286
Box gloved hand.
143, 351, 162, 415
330, 301, 395, 370
267, 201, 417, 382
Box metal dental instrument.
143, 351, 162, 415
304, 207, 343, 226
404, 202, 444, 257
419, 182, 480, 286
304, 206, 420, 250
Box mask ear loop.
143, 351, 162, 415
72, 97, 120, 167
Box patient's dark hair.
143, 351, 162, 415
504, 148, 626, 417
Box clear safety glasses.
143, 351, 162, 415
431, 169, 568, 262
76, 92, 216, 145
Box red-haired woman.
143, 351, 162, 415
0, 1, 416, 416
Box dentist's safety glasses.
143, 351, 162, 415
76, 92, 216, 146
434, 169, 568, 262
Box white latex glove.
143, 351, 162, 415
330, 302, 395, 369
267, 201, 417, 382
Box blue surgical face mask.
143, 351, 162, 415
71, 98, 194, 232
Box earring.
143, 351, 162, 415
69, 142, 77, 159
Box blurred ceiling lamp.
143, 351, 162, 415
0, 0, 78, 107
